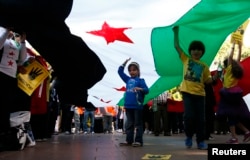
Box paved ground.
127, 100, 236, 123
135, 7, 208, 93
0, 132, 247, 160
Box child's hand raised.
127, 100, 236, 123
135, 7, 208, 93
125, 57, 131, 62
122, 57, 131, 66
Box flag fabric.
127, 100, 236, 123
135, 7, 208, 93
66, 0, 250, 107
238, 57, 250, 96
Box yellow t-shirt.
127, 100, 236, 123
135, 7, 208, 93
223, 64, 238, 88
180, 52, 211, 96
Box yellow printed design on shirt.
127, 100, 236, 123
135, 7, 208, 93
184, 59, 204, 83
180, 53, 210, 96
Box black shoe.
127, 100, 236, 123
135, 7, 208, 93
155, 133, 159, 136
208, 136, 214, 140
119, 142, 132, 146
132, 142, 142, 147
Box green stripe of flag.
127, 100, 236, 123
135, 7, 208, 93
119, 0, 250, 106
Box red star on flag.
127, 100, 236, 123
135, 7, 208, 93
9, 51, 15, 56
8, 60, 13, 66
87, 21, 133, 44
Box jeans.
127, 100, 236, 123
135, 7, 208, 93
125, 109, 143, 144
83, 110, 95, 132
103, 115, 113, 132
73, 108, 81, 133
182, 92, 205, 143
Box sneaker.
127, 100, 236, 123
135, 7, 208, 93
27, 141, 36, 147
91, 131, 95, 135
226, 138, 239, 144
197, 141, 208, 150
36, 139, 43, 142
132, 142, 142, 147
83, 131, 88, 135
243, 132, 250, 142
119, 142, 132, 146
206, 136, 214, 140
185, 137, 193, 148
75, 131, 82, 134
144, 129, 149, 134
65, 131, 71, 135
209, 136, 214, 140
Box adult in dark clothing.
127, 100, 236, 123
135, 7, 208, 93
47, 77, 60, 136
204, 83, 216, 140
60, 104, 74, 134
143, 104, 154, 134
152, 92, 170, 136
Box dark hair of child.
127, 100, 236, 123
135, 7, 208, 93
188, 40, 205, 56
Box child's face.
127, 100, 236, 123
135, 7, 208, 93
128, 66, 139, 77
14, 34, 21, 42
190, 49, 203, 60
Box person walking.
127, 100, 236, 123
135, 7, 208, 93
118, 58, 149, 147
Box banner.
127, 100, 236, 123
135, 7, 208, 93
231, 19, 249, 43
17, 60, 49, 96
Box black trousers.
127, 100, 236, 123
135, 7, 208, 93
154, 104, 169, 135
60, 104, 74, 133
0, 73, 17, 133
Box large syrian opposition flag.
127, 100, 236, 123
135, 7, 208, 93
66, 0, 250, 107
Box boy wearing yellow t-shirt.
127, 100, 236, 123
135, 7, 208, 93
173, 26, 214, 150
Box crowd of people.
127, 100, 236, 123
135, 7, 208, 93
1, 25, 250, 152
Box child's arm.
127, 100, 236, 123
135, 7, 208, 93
118, 58, 131, 83
0, 27, 9, 48
122, 57, 131, 67
173, 26, 184, 57
134, 79, 149, 94
228, 42, 236, 66
236, 41, 242, 62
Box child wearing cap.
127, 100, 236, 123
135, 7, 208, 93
118, 58, 149, 147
